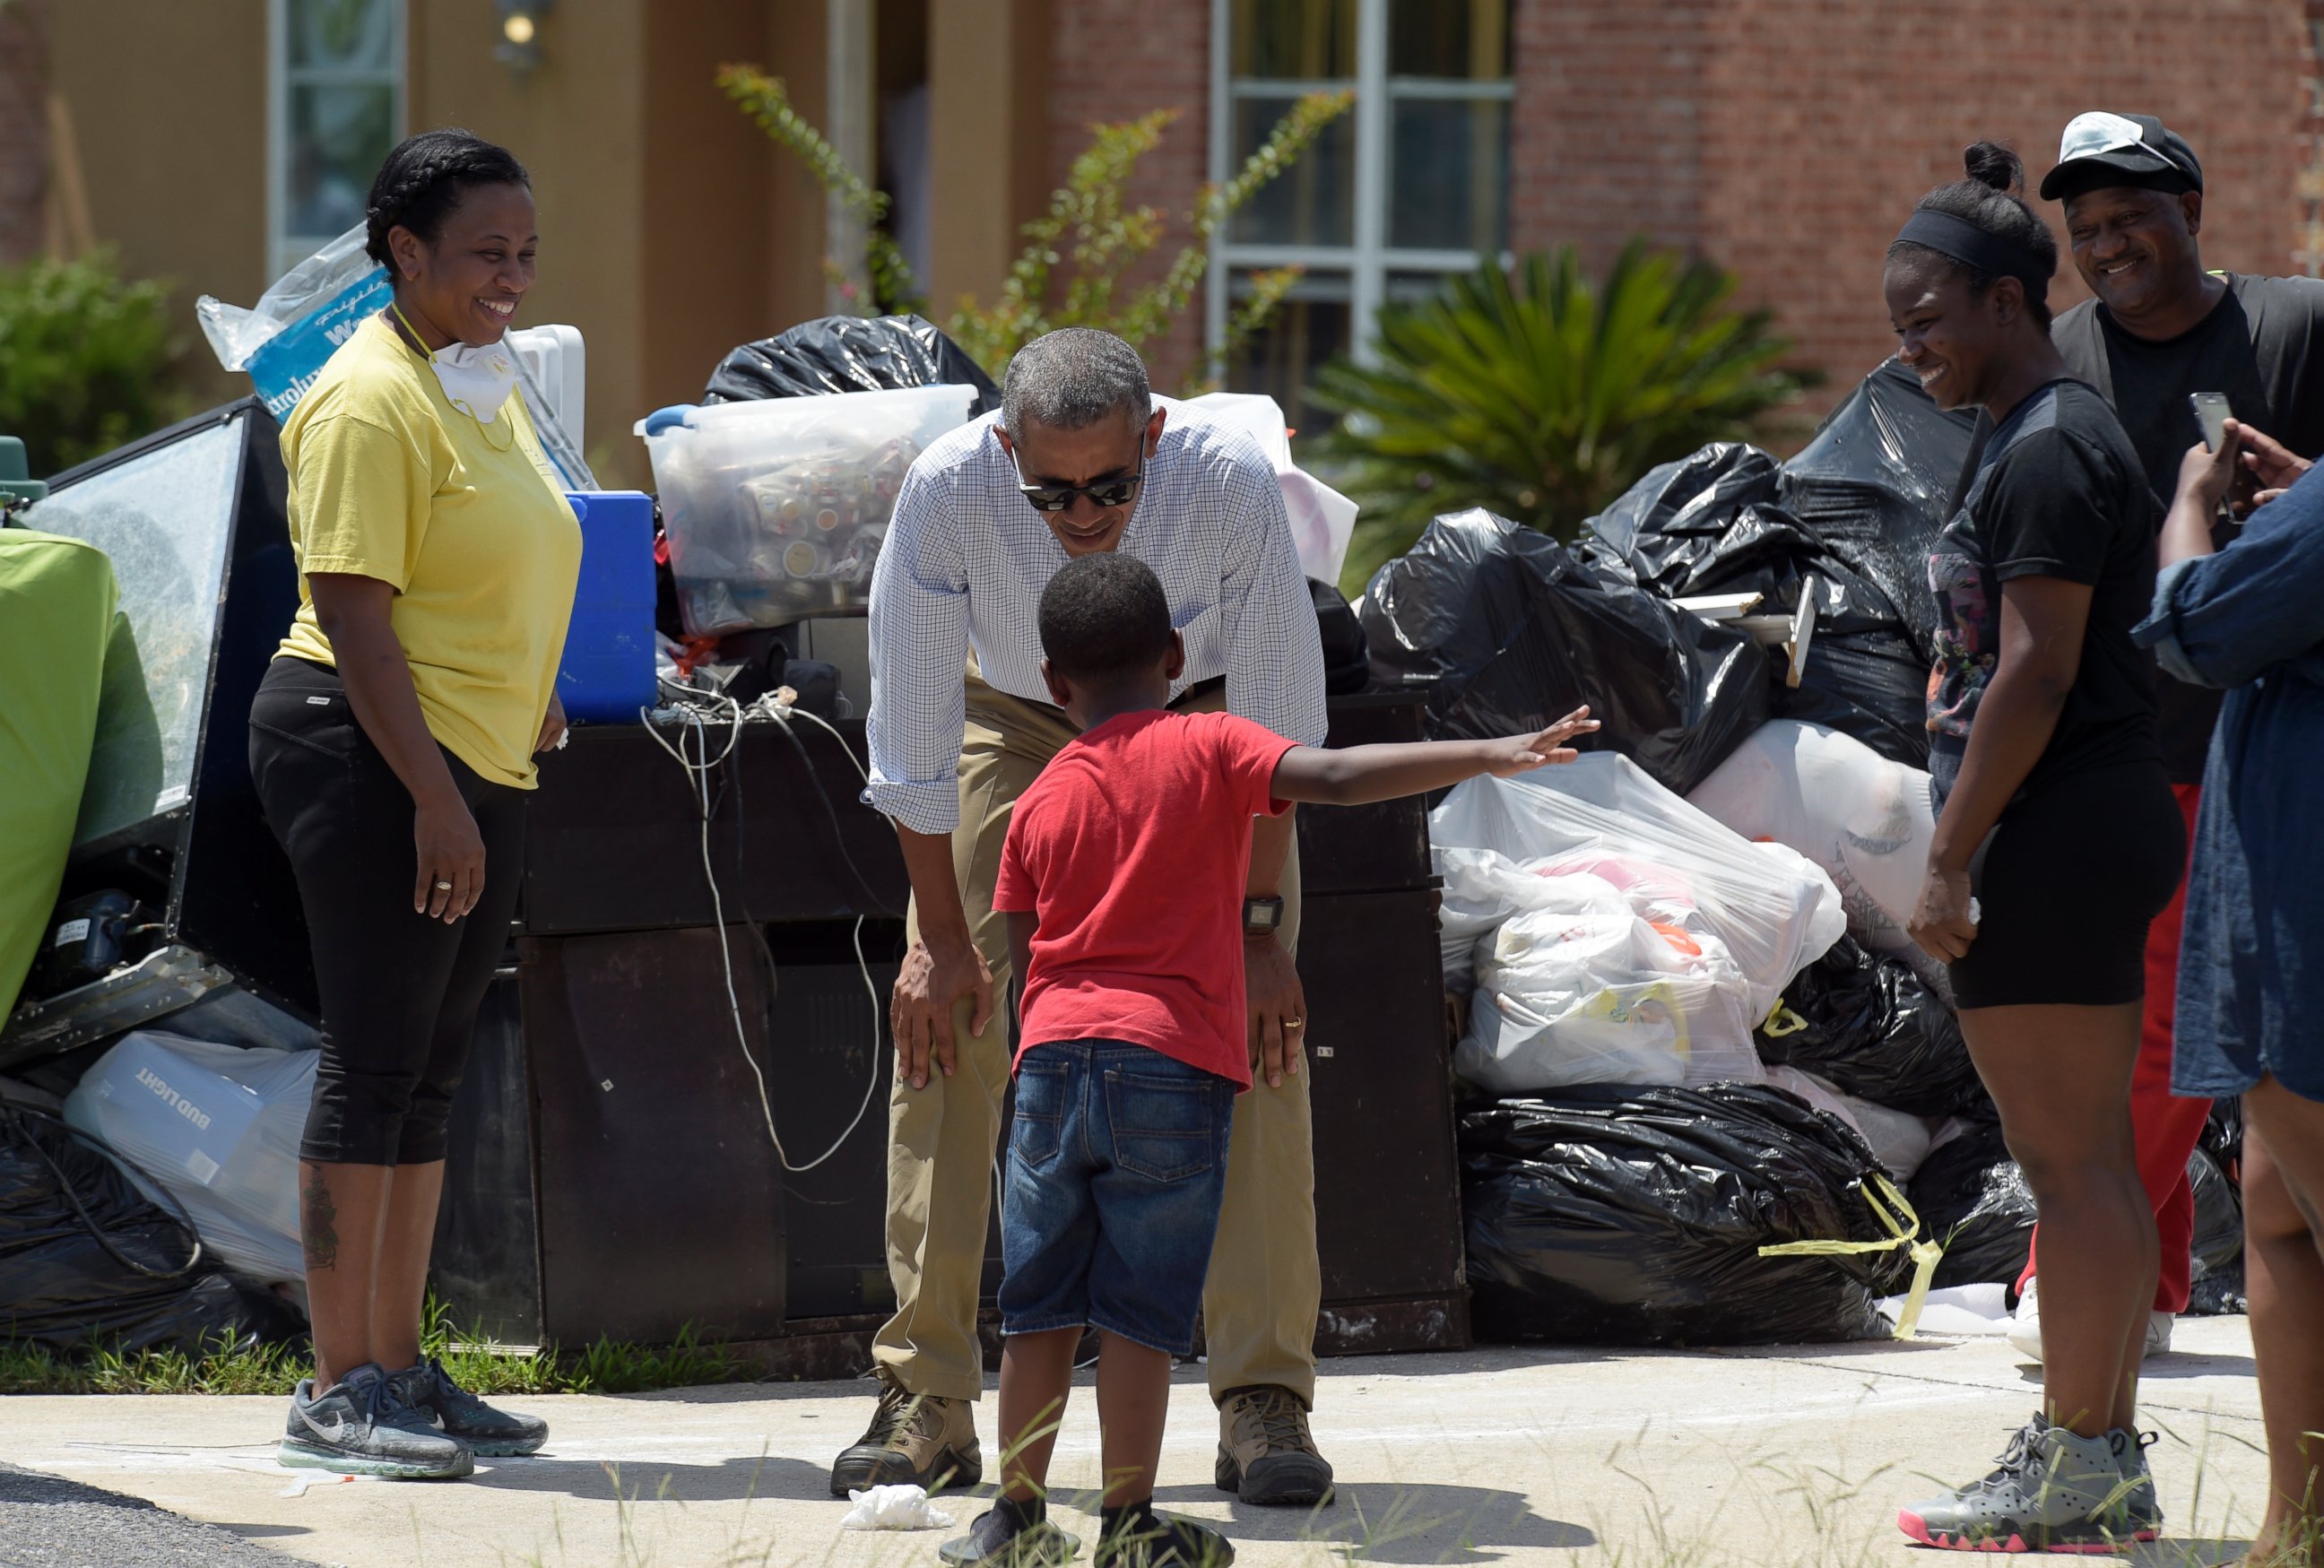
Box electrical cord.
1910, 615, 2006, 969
639, 678, 886, 1174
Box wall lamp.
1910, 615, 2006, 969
496, 0, 551, 75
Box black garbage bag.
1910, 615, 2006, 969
1308, 578, 1370, 696
1578, 443, 1782, 577
1775, 360, 1981, 767
1757, 937, 1990, 1119
1579, 423, 1947, 769
702, 313, 1002, 414
2187, 1146, 2242, 1295
1461, 1082, 1918, 1347
1909, 1122, 2035, 1292
1363, 509, 1770, 795
1776, 357, 1979, 663
0, 1107, 300, 1354
2200, 1096, 2241, 1183
1777, 631, 1938, 768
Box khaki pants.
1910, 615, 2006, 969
872, 669, 1321, 1406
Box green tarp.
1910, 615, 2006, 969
0, 528, 117, 1019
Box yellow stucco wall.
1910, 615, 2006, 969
47, 0, 833, 485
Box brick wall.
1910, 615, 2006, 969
1046, 0, 2313, 424
1514, 0, 2309, 420
1046, 0, 1209, 391
0, 0, 48, 264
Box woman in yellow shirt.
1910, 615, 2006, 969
248, 129, 580, 1479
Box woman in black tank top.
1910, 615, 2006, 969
1882, 144, 2183, 1554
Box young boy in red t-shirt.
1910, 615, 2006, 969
941, 554, 1596, 1568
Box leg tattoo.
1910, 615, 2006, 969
300, 1165, 340, 1271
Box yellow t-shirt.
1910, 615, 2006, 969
278, 314, 582, 789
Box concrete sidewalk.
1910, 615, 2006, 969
0, 1318, 2267, 1568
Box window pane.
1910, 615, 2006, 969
1386, 269, 1464, 304
289, 0, 397, 72
1227, 277, 1352, 434
1229, 96, 1355, 248
1230, 0, 1356, 80
1388, 0, 1510, 78
1388, 96, 1508, 252
287, 82, 396, 243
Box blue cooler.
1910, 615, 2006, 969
556, 489, 657, 723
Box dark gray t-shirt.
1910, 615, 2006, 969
2052, 273, 2324, 780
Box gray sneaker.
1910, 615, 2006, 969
393, 1356, 548, 1457
280, 1363, 473, 1479
1897, 1416, 2146, 1551
2111, 1427, 2164, 1541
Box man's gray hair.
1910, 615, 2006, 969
1001, 327, 1152, 437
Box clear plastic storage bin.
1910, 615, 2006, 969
637, 384, 976, 634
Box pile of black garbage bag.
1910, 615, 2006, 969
1364, 357, 1976, 779
0, 1105, 300, 1354
1462, 1083, 1919, 1346
1417, 361, 2249, 1332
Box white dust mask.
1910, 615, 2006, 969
393, 302, 519, 424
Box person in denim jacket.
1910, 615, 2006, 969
2138, 420, 2324, 1563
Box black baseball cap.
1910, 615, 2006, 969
2040, 112, 2204, 202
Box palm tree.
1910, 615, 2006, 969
1311, 242, 1816, 592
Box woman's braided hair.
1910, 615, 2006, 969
363, 129, 531, 269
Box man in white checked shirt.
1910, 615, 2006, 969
834, 328, 1337, 1509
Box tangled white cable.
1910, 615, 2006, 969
639, 678, 883, 1174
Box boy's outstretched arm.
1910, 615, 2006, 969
1270, 706, 1599, 808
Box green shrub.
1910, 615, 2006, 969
0, 250, 186, 478
1310, 243, 1817, 592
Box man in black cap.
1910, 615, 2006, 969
2004, 110, 2324, 1364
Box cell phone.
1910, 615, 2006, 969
2190, 391, 2233, 453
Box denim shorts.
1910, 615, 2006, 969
997, 1041, 1238, 1356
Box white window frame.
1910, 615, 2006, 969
267, 0, 408, 279
1205, 0, 1513, 365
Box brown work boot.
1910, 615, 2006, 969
828, 1375, 983, 1497
1214, 1384, 1333, 1507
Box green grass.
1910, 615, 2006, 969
0, 1293, 748, 1397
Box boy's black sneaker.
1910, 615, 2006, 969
1095, 1506, 1235, 1568
939, 1498, 1081, 1565
279, 1364, 473, 1479
393, 1355, 549, 1457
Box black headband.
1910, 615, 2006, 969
1894, 209, 2051, 303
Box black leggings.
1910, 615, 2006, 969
248, 658, 525, 1165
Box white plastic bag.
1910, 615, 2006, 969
637, 385, 976, 633
1686, 720, 1947, 990
197, 224, 380, 373
838, 1485, 954, 1531
64, 1032, 315, 1287
1181, 392, 1358, 585
1432, 753, 1844, 1094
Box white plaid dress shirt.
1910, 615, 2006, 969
865, 396, 1329, 836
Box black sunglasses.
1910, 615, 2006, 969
1012, 446, 1147, 514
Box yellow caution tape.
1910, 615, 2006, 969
1759, 1001, 1809, 1039
1757, 1170, 1944, 1340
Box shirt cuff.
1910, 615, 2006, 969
863, 775, 961, 836
2130, 557, 2210, 688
